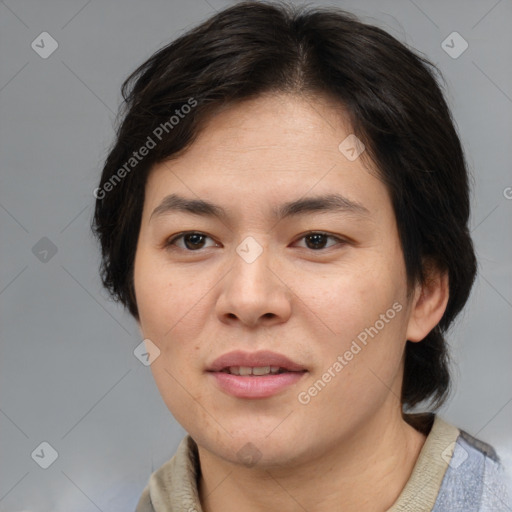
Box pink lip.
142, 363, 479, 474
210, 372, 306, 398
207, 350, 307, 399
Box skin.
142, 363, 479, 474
133, 93, 449, 512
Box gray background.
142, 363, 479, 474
1, 0, 511, 510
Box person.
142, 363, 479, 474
92, 2, 511, 510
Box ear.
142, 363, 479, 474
406, 261, 449, 343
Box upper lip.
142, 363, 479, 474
207, 350, 307, 372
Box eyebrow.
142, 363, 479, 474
149, 193, 370, 222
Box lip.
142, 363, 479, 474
207, 350, 307, 399
207, 350, 306, 372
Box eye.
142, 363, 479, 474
294, 232, 345, 250
164, 231, 346, 252
165, 232, 219, 251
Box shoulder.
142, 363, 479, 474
433, 424, 512, 511
134, 435, 201, 512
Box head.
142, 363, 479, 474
92, 1, 476, 466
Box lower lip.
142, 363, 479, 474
209, 371, 307, 399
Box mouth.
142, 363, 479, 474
207, 350, 307, 373
207, 351, 308, 398
218, 366, 303, 376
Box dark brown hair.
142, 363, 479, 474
92, 1, 477, 409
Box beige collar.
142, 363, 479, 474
387, 415, 460, 511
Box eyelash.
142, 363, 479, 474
164, 231, 346, 252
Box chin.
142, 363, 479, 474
194, 423, 312, 469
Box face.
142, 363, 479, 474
134, 93, 417, 468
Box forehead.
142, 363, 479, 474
181, 92, 357, 163
143, 93, 390, 220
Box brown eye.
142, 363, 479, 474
297, 232, 344, 250
305, 233, 329, 249
183, 233, 206, 250
166, 232, 218, 251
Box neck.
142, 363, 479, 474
198, 408, 427, 512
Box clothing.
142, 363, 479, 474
135, 415, 511, 511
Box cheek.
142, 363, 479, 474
134, 248, 218, 386
292, 258, 408, 401
135, 249, 201, 337
134, 250, 211, 422
297, 260, 404, 343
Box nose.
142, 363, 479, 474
215, 242, 292, 328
